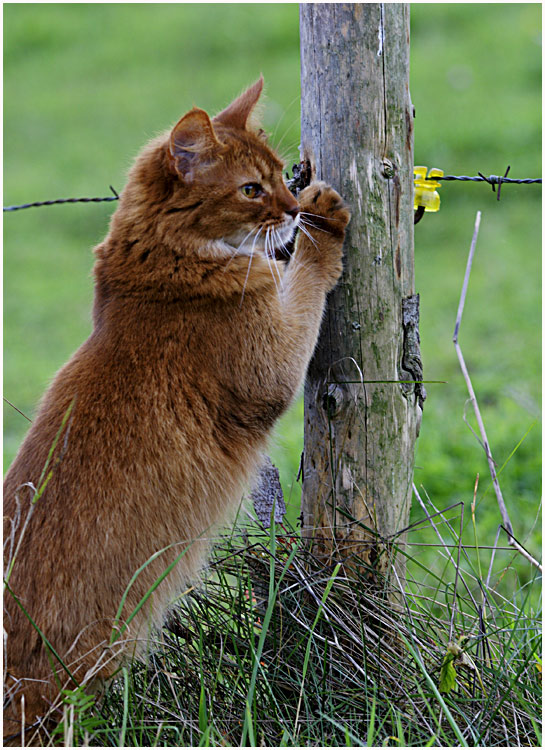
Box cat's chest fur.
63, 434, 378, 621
107, 288, 289, 442
39, 269, 290, 482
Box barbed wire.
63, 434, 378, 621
3, 186, 120, 212
441, 174, 541, 184
440, 165, 540, 201
3, 169, 541, 213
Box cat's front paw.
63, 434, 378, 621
298, 181, 351, 238
294, 181, 350, 287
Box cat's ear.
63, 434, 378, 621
213, 75, 264, 130
169, 108, 220, 180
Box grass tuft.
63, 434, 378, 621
53, 507, 542, 748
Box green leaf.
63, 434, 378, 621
199, 682, 208, 734
439, 652, 457, 693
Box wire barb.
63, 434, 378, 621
442, 166, 541, 201
441, 173, 541, 185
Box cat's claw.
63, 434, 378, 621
297, 181, 351, 236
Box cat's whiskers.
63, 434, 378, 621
234, 225, 261, 254
222, 226, 260, 273
299, 212, 337, 232
239, 226, 263, 307
270, 226, 290, 279
271, 226, 294, 260
263, 229, 277, 292
263, 227, 284, 296
296, 221, 320, 250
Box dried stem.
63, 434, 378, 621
453, 211, 542, 572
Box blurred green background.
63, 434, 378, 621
4, 4, 541, 563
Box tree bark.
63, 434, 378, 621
300, 3, 422, 584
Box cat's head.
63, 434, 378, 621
122, 77, 299, 262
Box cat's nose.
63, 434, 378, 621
285, 203, 300, 219
279, 187, 300, 219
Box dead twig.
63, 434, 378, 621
452, 211, 541, 572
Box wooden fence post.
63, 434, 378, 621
300, 3, 423, 584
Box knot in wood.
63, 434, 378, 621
382, 158, 396, 179
321, 383, 345, 418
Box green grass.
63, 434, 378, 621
20, 515, 541, 747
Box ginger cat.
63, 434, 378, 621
3, 77, 350, 743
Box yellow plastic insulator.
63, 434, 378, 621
414, 166, 444, 212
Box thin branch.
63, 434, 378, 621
3, 397, 32, 422
453, 211, 542, 572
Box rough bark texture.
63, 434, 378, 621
300, 3, 422, 582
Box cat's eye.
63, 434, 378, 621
241, 183, 263, 199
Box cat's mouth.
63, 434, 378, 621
266, 222, 298, 262
225, 217, 299, 261
262, 221, 298, 261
